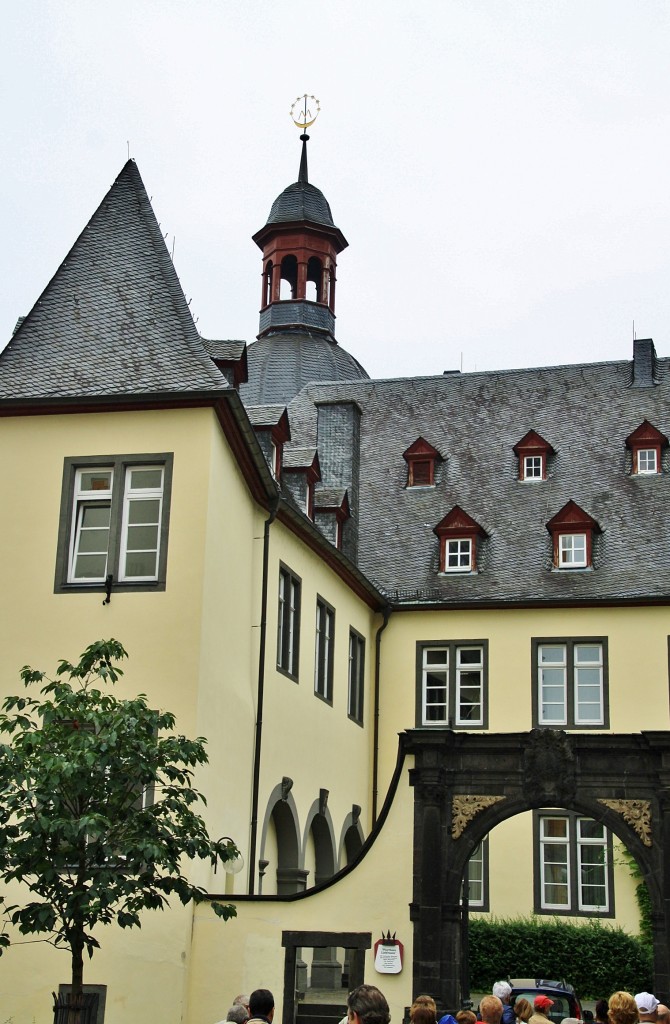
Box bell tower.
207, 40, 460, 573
252, 98, 348, 342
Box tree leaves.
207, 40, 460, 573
0, 639, 238, 995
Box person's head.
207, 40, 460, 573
410, 1008, 434, 1024
249, 990, 274, 1021
480, 996, 503, 1024
456, 1012, 477, 1024
493, 984, 512, 1006
583, 1012, 594, 1024
609, 991, 639, 1024
534, 998, 554, 1019
636, 995, 659, 1023
595, 1001, 609, 1024
347, 985, 391, 1024
411, 997, 437, 1019
514, 999, 533, 1022
227, 1007, 249, 1024
656, 1007, 669, 1024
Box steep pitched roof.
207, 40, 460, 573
0, 161, 228, 401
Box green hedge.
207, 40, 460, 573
468, 917, 652, 998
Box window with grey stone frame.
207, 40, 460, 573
347, 629, 365, 725
277, 564, 301, 679
415, 640, 489, 729
314, 597, 335, 704
54, 454, 173, 594
533, 810, 614, 917
532, 637, 609, 729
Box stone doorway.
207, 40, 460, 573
405, 728, 670, 1008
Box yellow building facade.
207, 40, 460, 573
1, 147, 669, 1024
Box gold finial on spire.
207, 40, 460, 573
290, 94, 320, 131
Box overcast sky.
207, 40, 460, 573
3, 1, 670, 380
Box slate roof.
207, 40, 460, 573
240, 331, 369, 406
285, 352, 670, 605
0, 161, 228, 401
265, 180, 336, 230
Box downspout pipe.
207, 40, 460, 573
248, 496, 280, 894
372, 604, 392, 826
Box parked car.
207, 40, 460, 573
509, 979, 582, 1022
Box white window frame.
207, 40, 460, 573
558, 532, 587, 568
539, 815, 570, 911
576, 818, 609, 912
536, 640, 605, 727
523, 454, 543, 480
538, 813, 610, 915
61, 456, 172, 591
118, 466, 165, 583
637, 447, 658, 474
69, 468, 114, 583
419, 642, 487, 728
464, 839, 487, 909
445, 538, 472, 572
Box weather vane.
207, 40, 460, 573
290, 94, 320, 136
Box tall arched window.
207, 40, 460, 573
263, 260, 273, 307
307, 256, 323, 303
280, 254, 298, 300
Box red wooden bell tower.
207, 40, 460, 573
252, 133, 348, 341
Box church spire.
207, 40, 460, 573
252, 96, 348, 343
298, 133, 309, 184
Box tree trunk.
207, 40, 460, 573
71, 924, 85, 998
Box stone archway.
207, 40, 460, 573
405, 728, 670, 1009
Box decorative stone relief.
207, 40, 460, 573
524, 729, 577, 804
599, 798, 652, 847
452, 795, 505, 839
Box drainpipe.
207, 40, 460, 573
372, 604, 392, 825
248, 496, 279, 894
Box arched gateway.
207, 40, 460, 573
406, 728, 670, 1008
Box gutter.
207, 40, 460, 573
247, 494, 280, 894
372, 604, 392, 825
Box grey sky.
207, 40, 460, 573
3, 0, 670, 380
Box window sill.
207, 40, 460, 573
55, 580, 165, 595
276, 665, 299, 684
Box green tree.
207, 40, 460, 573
0, 639, 237, 1005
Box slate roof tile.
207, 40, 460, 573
284, 356, 670, 604
0, 161, 228, 401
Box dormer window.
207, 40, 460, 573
434, 506, 487, 574
513, 430, 554, 482
403, 437, 442, 488
547, 501, 600, 571
246, 406, 291, 481
626, 420, 668, 476
283, 447, 321, 520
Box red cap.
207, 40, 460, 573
534, 997, 555, 1012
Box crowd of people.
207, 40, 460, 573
408, 984, 670, 1024
216, 984, 391, 1024
216, 982, 668, 1024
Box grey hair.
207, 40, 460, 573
227, 1007, 249, 1024
493, 983, 512, 1003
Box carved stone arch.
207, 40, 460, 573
338, 807, 365, 868
258, 779, 307, 895
301, 792, 337, 886
405, 728, 670, 1011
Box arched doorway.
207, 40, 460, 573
406, 728, 670, 1007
